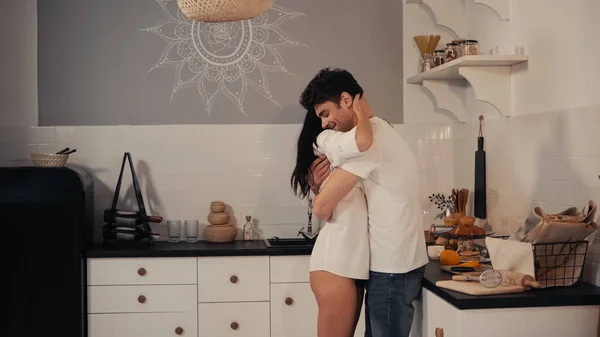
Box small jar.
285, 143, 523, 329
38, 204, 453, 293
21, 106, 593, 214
462, 40, 479, 56
421, 54, 434, 72
445, 43, 457, 62
433, 50, 445, 67
453, 39, 466, 58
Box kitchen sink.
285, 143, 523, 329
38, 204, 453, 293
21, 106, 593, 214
264, 237, 316, 248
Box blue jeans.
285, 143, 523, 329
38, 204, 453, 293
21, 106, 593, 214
364, 266, 426, 337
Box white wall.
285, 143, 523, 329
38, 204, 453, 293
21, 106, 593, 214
0, 1, 452, 241
0, 123, 452, 242
467, 0, 600, 117
403, 2, 459, 124
433, 0, 600, 286
0, 0, 38, 126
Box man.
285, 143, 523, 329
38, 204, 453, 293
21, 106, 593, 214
300, 68, 428, 337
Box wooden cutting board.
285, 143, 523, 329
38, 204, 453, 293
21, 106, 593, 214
436, 280, 525, 296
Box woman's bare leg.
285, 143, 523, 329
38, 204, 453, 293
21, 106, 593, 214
311, 270, 357, 337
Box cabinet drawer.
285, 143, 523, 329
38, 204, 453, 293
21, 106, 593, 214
270, 256, 310, 283
88, 257, 197, 285
88, 285, 197, 313
197, 256, 269, 302
198, 302, 270, 337
270, 283, 317, 337
89, 312, 197, 337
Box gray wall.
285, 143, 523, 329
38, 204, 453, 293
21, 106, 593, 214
1, 0, 38, 127
37, 0, 403, 126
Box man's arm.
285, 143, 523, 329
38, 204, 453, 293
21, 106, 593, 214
312, 168, 359, 221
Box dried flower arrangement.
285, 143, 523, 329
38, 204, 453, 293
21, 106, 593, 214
428, 193, 454, 220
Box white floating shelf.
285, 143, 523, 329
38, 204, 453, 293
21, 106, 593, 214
407, 55, 528, 122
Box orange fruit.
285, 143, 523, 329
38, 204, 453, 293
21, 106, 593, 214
440, 250, 461, 265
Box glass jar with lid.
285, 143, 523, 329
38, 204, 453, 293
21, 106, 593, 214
421, 54, 434, 72
462, 40, 479, 56
445, 42, 457, 62
433, 50, 445, 67
452, 39, 466, 58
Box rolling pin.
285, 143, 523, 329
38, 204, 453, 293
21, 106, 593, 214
502, 271, 541, 290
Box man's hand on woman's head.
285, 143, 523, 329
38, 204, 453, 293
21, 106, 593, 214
309, 155, 331, 195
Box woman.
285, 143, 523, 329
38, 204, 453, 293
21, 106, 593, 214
291, 94, 372, 337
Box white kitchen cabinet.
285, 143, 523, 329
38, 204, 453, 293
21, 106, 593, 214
88, 257, 197, 285
269, 256, 366, 337
197, 256, 270, 303
88, 312, 197, 337
198, 302, 270, 337
421, 288, 460, 337
420, 288, 600, 337
270, 255, 311, 283
270, 282, 317, 337
88, 285, 197, 313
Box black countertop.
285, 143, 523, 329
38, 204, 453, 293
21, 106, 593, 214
86, 241, 600, 310
422, 260, 600, 310
86, 240, 312, 258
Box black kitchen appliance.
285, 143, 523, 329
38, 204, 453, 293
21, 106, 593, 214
0, 166, 94, 337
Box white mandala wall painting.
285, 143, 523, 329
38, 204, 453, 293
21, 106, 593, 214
142, 0, 307, 116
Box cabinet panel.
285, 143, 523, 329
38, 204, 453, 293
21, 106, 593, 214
197, 256, 269, 302
88, 285, 197, 313
88, 258, 197, 285
198, 302, 270, 337
271, 283, 317, 337
89, 312, 197, 337
270, 256, 311, 283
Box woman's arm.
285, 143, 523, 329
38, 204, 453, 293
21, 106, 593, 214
314, 95, 374, 169
352, 94, 373, 152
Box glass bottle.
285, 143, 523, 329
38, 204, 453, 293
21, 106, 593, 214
243, 215, 254, 241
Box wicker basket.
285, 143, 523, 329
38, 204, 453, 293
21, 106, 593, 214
176, 0, 274, 22
204, 224, 237, 242
30, 153, 69, 167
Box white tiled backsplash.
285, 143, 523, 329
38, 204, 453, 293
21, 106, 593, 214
0, 123, 453, 242
453, 105, 600, 284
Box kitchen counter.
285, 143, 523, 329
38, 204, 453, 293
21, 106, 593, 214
86, 240, 313, 258
423, 260, 600, 310
86, 242, 600, 311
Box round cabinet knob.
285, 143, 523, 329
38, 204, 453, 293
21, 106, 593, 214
138, 295, 147, 304
138, 268, 147, 276
285, 297, 294, 306
230, 275, 238, 284
175, 327, 184, 335
230, 322, 239, 330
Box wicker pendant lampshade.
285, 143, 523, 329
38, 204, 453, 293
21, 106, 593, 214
176, 0, 275, 22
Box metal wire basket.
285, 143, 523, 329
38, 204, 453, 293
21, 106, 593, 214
492, 236, 588, 288
176, 0, 274, 22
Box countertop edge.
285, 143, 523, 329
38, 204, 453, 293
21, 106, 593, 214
86, 243, 600, 311
85, 240, 313, 258
422, 262, 600, 310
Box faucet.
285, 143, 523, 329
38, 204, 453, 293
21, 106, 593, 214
298, 194, 318, 240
